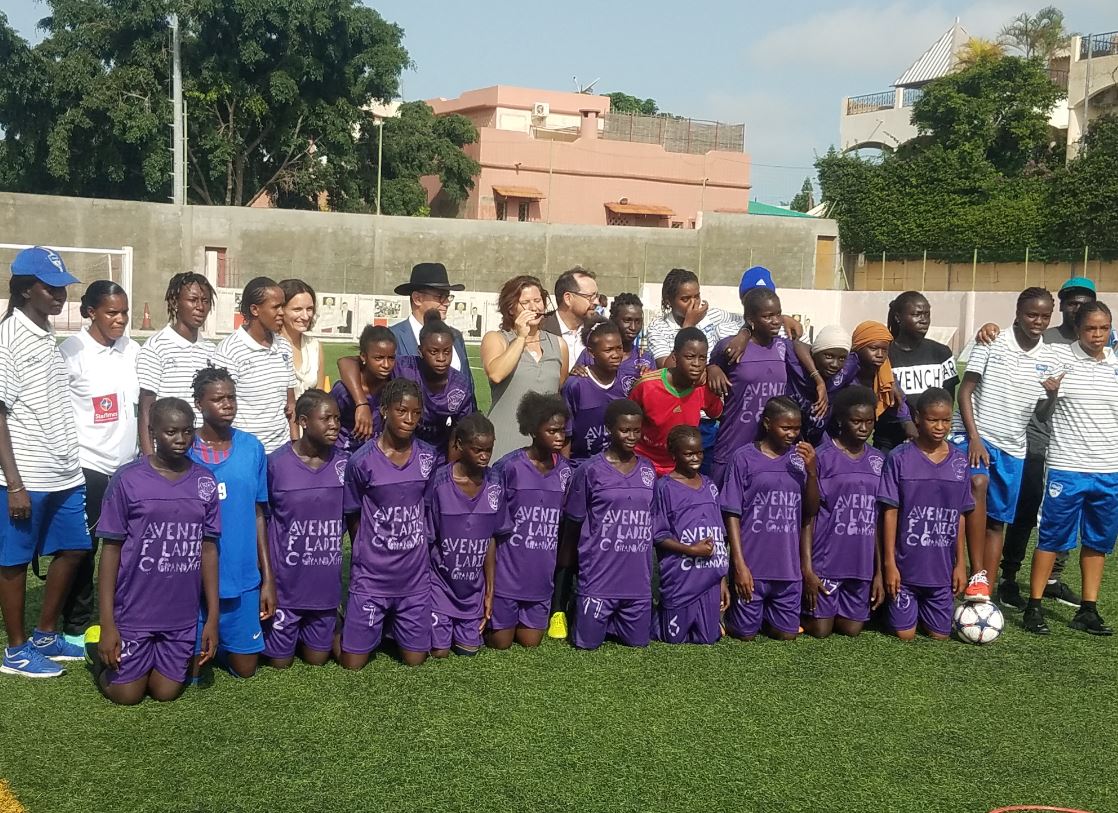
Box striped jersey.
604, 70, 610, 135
214, 327, 295, 453
1047, 342, 1118, 473
950, 330, 1060, 458
136, 325, 216, 427
0, 309, 83, 491
645, 307, 744, 363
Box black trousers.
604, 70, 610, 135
1000, 452, 1066, 582
61, 468, 110, 636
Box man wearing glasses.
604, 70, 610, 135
390, 262, 474, 395
541, 266, 600, 373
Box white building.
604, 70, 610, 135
836, 21, 1118, 158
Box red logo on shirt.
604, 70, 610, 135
92, 394, 119, 424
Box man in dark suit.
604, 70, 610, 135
390, 262, 475, 395
540, 265, 599, 372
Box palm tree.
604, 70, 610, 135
999, 6, 1073, 61
955, 37, 1005, 69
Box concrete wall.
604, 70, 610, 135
0, 192, 840, 329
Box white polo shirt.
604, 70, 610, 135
0, 309, 83, 491
950, 330, 1060, 458
214, 327, 296, 453
136, 324, 216, 427
60, 328, 140, 475
408, 314, 463, 372
1048, 342, 1118, 473
645, 308, 744, 363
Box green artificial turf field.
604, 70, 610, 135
2, 347, 1114, 812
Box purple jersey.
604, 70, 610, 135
493, 449, 573, 602
718, 444, 807, 581
426, 465, 511, 618
97, 458, 221, 631
343, 439, 437, 598
267, 443, 347, 610
561, 372, 629, 463
330, 380, 382, 454
831, 355, 912, 424
877, 442, 975, 587
711, 336, 803, 465
393, 355, 476, 458
564, 453, 656, 600
812, 436, 884, 580
577, 346, 655, 393
652, 475, 728, 608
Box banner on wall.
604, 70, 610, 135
212, 288, 504, 342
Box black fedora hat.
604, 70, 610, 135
394, 262, 465, 296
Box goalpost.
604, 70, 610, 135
0, 243, 134, 334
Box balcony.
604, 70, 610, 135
1080, 31, 1118, 60
845, 88, 924, 116
845, 91, 894, 116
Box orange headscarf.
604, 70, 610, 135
851, 321, 898, 417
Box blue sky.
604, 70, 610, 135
2, 1, 1114, 202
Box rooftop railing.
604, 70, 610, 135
846, 91, 895, 115
1080, 31, 1118, 60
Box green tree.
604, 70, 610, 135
789, 177, 814, 212
0, 0, 416, 209
337, 101, 479, 217
604, 92, 659, 116
910, 55, 1064, 174
1000, 6, 1073, 61
184, 0, 409, 207
1048, 115, 1118, 257
0, 2, 174, 199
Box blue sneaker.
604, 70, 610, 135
1, 642, 64, 678
31, 629, 85, 661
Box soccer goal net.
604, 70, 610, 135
0, 243, 133, 334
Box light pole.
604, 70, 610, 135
170, 13, 185, 205
373, 118, 384, 215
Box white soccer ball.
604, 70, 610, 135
953, 601, 1004, 645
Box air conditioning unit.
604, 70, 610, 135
532, 102, 550, 118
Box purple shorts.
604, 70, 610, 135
431, 610, 483, 651
489, 596, 550, 631
262, 607, 336, 658
803, 577, 871, 623
572, 595, 652, 650
106, 626, 195, 686
341, 591, 431, 655
726, 579, 801, 638
885, 583, 953, 636
655, 585, 722, 645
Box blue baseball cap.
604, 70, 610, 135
737, 265, 773, 297
1059, 276, 1096, 297
738, 266, 776, 297
10, 246, 80, 287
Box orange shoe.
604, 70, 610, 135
964, 570, 990, 602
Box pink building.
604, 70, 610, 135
424, 86, 750, 228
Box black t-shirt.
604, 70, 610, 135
873, 339, 959, 451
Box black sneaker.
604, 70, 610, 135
1044, 580, 1082, 608
998, 580, 1026, 611
1069, 609, 1114, 636
1022, 607, 1050, 635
